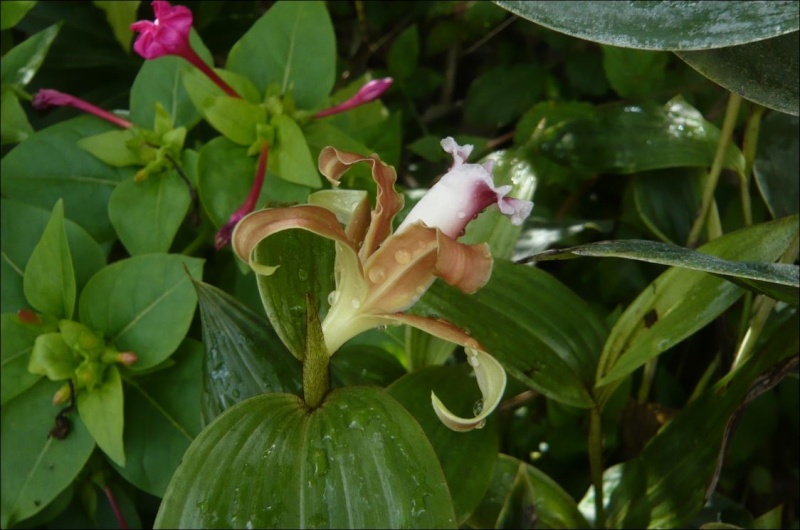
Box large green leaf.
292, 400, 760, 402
537, 97, 745, 175
0, 313, 47, 404
464, 65, 545, 127
76, 364, 125, 466
0, 22, 60, 87
1, 86, 34, 145
270, 114, 322, 187
155, 388, 457, 528
91, 0, 139, 53
1, 199, 105, 315
0, 1, 37, 30
226, 1, 336, 110
468, 453, 590, 529
676, 32, 799, 116
595, 216, 799, 401
388, 365, 498, 524
523, 237, 800, 307
193, 280, 302, 423
78, 255, 204, 370
415, 260, 606, 409
1, 116, 132, 242
0, 378, 95, 528
753, 112, 800, 218
108, 172, 192, 255
114, 339, 203, 496
494, 1, 799, 50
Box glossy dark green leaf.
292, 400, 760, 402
91, 0, 139, 53
1, 199, 105, 315
76, 364, 124, 466
226, 1, 336, 110
676, 32, 799, 116
594, 215, 799, 401
415, 260, 606, 408
405, 328, 456, 371
524, 236, 799, 307
602, 314, 798, 528
108, 173, 192, 255
114, 339, 204, 496
513, 218, 614, 259
0, 22, 60, 87
330, 344, 406, 389
537, 97, 745, 175
78, 255, 204, 371
633, 168, 703, 245
192, 279, 302, 423
155, 388, 457, 528
0, 313, 46, 404
1, 116, 133, 242
0, 378, 95, 528
0, 1, 37, 30
467, 453, 589, 529
388, 365, 498, 523
387, 24, 419, 81
754, 112, 800, 218
1, 87, 34, 145
252, 228, 336, 362
23, 200, 75, 320
514, 101, 595, 147
465, 64, 545, 127
602, 46, 670, 99
495, 1, 799, 50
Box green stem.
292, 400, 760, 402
687, 93, 742, 247
739, 104, 765, 227
303, 294, 330, 409
637, 358, 657, 404
589, 407, 606, 528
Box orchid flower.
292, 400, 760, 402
232, 138, 533, 431
32, 89, 133, 129
131, 1, 240, 99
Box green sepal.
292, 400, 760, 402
28, 332, 80, 381
78, 129, 141, 167
58, 320, 105, 360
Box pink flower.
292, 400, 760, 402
32, 89, 133, 129
397, 137, 533, 238
215, 142, 269, 249
314, 78, 393, 118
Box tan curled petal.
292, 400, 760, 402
379, 312, 506, 432
308, 189, 371, 245
435, 232, 493, 294
318, 146, 404, 261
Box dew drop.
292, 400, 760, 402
298, 269, 308, 281
468, 355, 480, 368
457, 211, 467, 219
473, 399, 484, 415
368, 266, 386, 284
351, 298, 361, 309
475, 419, 486, 429
232, 389, 241, 398
394, 249, 411, 264
327, 290, 339, 305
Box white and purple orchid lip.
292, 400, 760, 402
397, 137, 533, 238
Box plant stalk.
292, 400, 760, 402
589, 407, 606, 528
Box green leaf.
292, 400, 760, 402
676, 32, 799, 116
754, 112, 799, 218
0, 378, 95, 528
405, 328, 456, 371
387, 24, 419, 81
602, 314, 798, 528
1, 87, 34, 145
415, 260, 606, 408
1, 198, 105, 315
77, 364, 124, 466
1, 116, 132, 242
330, 343, 407, 388
226, 0, 336, 110
78, 254, 204, 371
193, 279, 302, 423
537, 97, 746, 175
23, 200, 76, 319
77, 128, 140, 167
129, 30, 212, 129
468, 453, 590, 529
524, 236, 800, 307
633, 168, 703, 244
595, 215, 799, 399
252, 228, 336, 361
28, 332, 79, 381
114, 339, 203, 496
465, 64, 545, 127
270, 114, 322, 187
602, 46, 670, 99
1, 313, 52, 403
91, 1, 140, 53
0, 22, 60, 87
495, 1, 799, 50
108, 173, 192, 255
155, 388, 457, 528
0, 1, 37, 30
388, 365, 498, 523
514, 100, 595, 147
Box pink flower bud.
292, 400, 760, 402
131, 1, 193, 60
52, 383, 72, 406
315, 78, 393, 118
32, 89, 133, 129
116, 352, 139, 367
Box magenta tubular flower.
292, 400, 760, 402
215, 142, 270, 249
32, 89, 133, 129
131, 1, 240, 99
314, 78, 393, 118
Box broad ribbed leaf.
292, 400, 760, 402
676, 32, 799, 116
595, 216, 799, 403
754, 112, 800, 218
388, 365, 498, 523
537, 98, 745, 175
415, 260, 606, 408
494, 1, 799, 50
193, 279, 302, 423
155, 388, 457, 528
523, 237, 799, 307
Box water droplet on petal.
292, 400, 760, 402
327, 290, 339, 305
351, 298, 361, 309
473, 399, 484, 415
475, 419, 486, 429
368, 266, 386, 284
468, 355, 480, 367
394, 249, 411, 264
457, 211, 467, 219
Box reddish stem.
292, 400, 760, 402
214, 142, 269, 249
103, 485, 128, 530
182, 46, 241, 99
